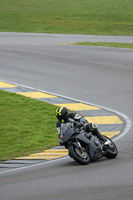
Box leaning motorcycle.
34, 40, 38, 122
59, 121, 118, 165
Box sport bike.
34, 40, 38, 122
59, 121, 118, 165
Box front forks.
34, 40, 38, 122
77, 141, 84, 153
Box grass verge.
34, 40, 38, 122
74, 42, 133, 49
0, 0, 133, 35
0, 90, 58, 161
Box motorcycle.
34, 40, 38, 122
59, 120, 118, 165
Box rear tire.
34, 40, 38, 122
68, 145, 90, 165
103, 136, 118, 159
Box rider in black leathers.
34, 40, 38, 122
56, 106, 108, 143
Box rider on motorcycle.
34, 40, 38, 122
56, 106, 108, 144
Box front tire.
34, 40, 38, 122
68, 145, 90, 165
103, 136, 118, 159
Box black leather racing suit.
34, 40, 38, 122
56, 113, 106, 142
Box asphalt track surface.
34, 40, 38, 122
0, 33, 133, 200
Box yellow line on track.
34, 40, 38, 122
15, 149, 68, 160
101, 131, 120, 138
18, 91, 57, 98
85, 116, 123, 124
0, 81, 18, 88
56, 43, 73, 45
54, 103, 100, 111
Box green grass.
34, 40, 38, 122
0, 0, 133, 35
74, 42, 133, 49
0, 90, 58, 161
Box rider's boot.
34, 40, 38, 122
93, 129, 111, 145
84, 123, 111, 145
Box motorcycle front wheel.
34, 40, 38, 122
103, 136, 118, 159
68, 145, 90, 165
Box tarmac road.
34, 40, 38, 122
0, 33, 133, 200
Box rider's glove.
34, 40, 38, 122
84, 123, 98, 132
75, 122, 84, 129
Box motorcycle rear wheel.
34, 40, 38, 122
68, 145, 90, 165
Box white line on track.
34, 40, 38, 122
0, 156, 69, 174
